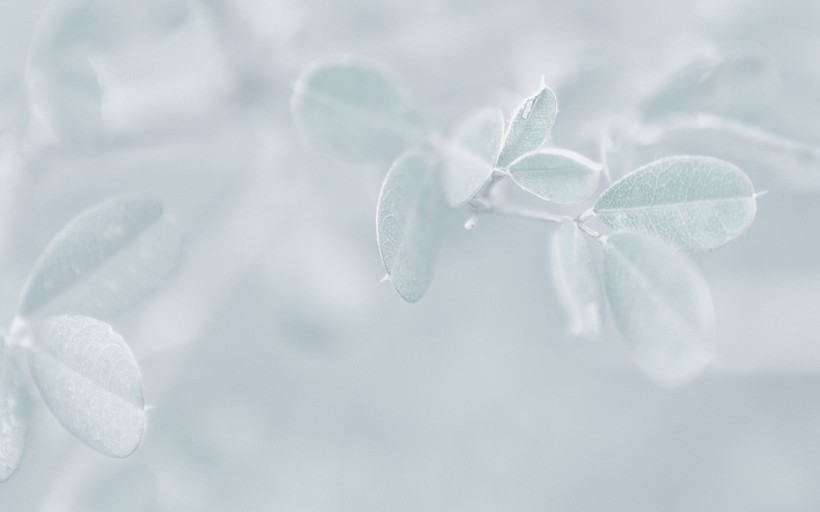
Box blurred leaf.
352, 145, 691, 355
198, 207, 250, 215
377, 152, 443, 302
77, 464, 165, 512
594, 156, 757, 253
441, 107, 504, 206
27, 54, 102, 143
509, 148, 601, 203
644, 49, 781, 121
496, 81, 557, 167
18, 194, 182, 321
28, 315, 145, 458
291, 55, 423, 163
603, 232, 715, 385
0, 361, 27, 482
550, 220, 604, 339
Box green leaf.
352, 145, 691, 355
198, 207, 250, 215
28, 315, 145, 458
377, 152, 443, 302
594, 156, 757, 253
291, 55, 423, 163
496, 81, 558, 167
603, 232, 715, 385
550, 220, 604, 338
18, 194, 182, 321
509, 148, 601, 203
0, 362, 27, 482
441, 108, 504, 206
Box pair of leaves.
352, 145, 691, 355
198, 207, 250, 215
0, 195, 182, 481
441, 83, 561, 206
554, 155, 757, 382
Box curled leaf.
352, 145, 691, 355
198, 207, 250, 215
28, 315, 145, 458
603, 232, 715, 385
19, 194, 182, 321
377, 152, 444, 302
594, 156, 757, 253
441, 107, 504, 206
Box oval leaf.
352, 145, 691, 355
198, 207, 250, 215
510, 148, 601, 203
550, 220, 605, 338
18, 194, 182, 321
0, 361, 27, 482
496, 81, 558, 167
441, 108, 504, 206
594, 156, 757, 253
291, 55, 423, 163
377, 152, 443, 302
603, 232, 715, 385
28, 315, 145, 457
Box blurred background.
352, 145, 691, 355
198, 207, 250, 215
1, 0, 820, 510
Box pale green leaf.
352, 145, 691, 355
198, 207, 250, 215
441, 108, 504, 206
28, 315, 145, 458
18, 194, 182, 321
594, 156, 757, 253
0, 361, 27, 482
550, 220, 604, 338
291, 55, 423, 162
496, 82, 558, 167
377, 152, 443, 302
603, 232, 715, 385
509, 148, 601, 203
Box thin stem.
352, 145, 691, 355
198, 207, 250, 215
474, 200, 566, 224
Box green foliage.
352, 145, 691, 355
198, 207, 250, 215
594, 156, 757, 253
0, 195, 182, 481
291, 56, 761, 385
603, 232, 715, 384
509, 149, 602, 203
28, 315, 145, 458
442, 108, 504, 206
377, 152, 444, 303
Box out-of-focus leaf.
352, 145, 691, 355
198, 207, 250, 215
18, 194, 182, 321
26, 55, 102, 143
603, 232, 715, 385
509, 148, 601, 203
291, 55, 423, 163
550, 220, 604, 338
644, 49, 781, 121
496, 81, 558, 167
28, 315, 145, 458
441, 107, 504, 206
377, 152, 443, 302
594, 156, 757, 253
0, 360, 27, 482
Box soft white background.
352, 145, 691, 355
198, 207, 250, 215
1, 0, 819, 510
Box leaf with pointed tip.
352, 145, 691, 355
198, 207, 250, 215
0, 361, 27, 482
28, 315, 145, 457
603, 232, 715, 385
510, 148, 601, 203
441, 108, 504, 206
18, 194, 182, 321
550, 220, 605, 338
594, 156, 757, 253
496, 83, 558, 167
291, 55, 423, 163
377, 152, 444, 302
